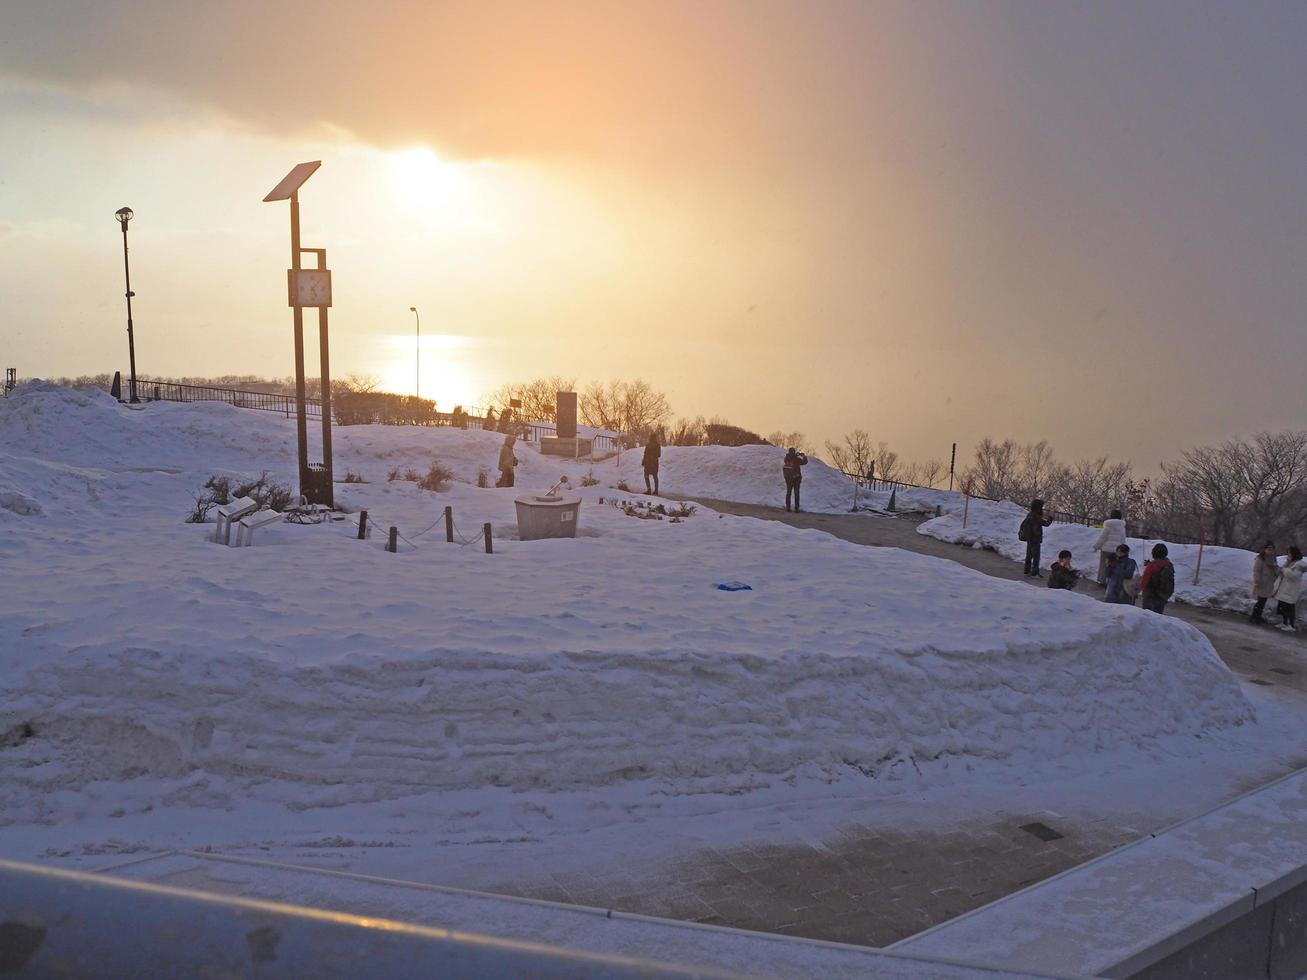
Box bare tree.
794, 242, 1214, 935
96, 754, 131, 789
1056, 456, 1134, 520
767, 430, 808, 452
916, 458, 947, 488
580, 378, 672, 436
824, 430, 875, 479
965, 438, 1020, 500
488, 376, 578, 422
666, 416, 707, 446
873, 443, 900, 483
1157, 443, 1246, 546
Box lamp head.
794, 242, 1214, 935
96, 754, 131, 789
409, 306, 417, 313
115, 206, 134, 230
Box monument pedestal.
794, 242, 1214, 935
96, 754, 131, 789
539, 437, 592, 457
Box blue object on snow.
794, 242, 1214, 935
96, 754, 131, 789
714, 581, 753, 592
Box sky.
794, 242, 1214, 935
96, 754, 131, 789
2, 0, 1306, 472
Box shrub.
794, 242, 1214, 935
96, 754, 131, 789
417, 460, 454, 492
343, 471, 367, 483
580, 471, 600, 487
387, 467, 402, 482
190, 471, 291, 522
477, 469, 490, 489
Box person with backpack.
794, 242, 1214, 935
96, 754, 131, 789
1272, 545, 1306, 632
782, 447, 808, 512
642, 433, 662, 494
496, 433, 518, 488
1018, 499, 1054, 577
1251, 542, 1280, 624
1138, 542, 1176, 614
1104, 544, 1138, 604
1092, 509, 1128, 585
1048, 550, 1080, 590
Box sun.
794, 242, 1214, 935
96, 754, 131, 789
388, 147, 464, 210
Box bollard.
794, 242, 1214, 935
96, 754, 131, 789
387, 526, 398, 553
358, 510, 369, 540
483, 522, 493, 554
445, 506, 454, 543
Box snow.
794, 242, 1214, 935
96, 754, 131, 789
894, 765, 1307, 977
0, 382, 1287, 918
918, 496, 1261, 612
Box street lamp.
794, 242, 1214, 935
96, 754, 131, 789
409, 306, 420, 399
115, 206, 139, 403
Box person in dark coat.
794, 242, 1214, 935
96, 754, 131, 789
1139, 542, 1176, 615
1104, 544, 1138, 604
496, 433, 518, 488
1048, 550, 1080, 590
642, 433, 662, 494
1018, 499, 1054, 577
783, 448, 808, 512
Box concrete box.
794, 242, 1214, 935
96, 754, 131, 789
515, 494, 582, 540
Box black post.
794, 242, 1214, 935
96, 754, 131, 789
117, 215, 138, 403
387, 526, 398, 553
949, 443, 957, 492
483, 522, 493, 554
444, 506, 454, 543
290, 191, 310, 500
317, 304, 334, 508
357, 510, 368, 540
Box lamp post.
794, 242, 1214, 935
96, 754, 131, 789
409, 306, 420, 399
115, 206, 139, 403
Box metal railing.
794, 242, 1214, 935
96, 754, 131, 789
105, 378, 626, 455
838, 470, 1202, 545
127, 378, 323, 419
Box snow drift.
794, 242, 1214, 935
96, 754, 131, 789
0, 384, 1253, 828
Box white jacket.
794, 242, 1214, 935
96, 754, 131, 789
1274, 559, 1307, 605
1093, 518, 1127, 554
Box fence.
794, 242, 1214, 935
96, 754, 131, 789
843, 470, 1202, 546
127, 378, 322, 418
106, 378, 624, 455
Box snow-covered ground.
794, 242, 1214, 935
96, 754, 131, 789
918, 497, 1259, 613
0, 383, 1297, 891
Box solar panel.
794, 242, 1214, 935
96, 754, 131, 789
263, 161, 322, 202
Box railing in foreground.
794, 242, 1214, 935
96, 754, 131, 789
0, 858, 730, 979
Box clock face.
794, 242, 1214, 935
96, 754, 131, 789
287, 269, 332, 308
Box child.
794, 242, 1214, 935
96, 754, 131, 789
1139, 543, 1176, 615
1104, 544, 1137, 604
1048, 550, 1079, 590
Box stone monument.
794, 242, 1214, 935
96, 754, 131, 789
540, 390, 592, 457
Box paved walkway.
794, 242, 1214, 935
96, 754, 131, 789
685, 497, 1307, 698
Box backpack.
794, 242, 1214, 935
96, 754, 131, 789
1154, 563, 1175, 600
1017, 517, 1030, 543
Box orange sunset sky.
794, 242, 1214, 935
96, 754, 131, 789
3, 1, 1306, 467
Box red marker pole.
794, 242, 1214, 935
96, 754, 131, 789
1193, 528, 1205, 586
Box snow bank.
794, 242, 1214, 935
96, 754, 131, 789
0, 385, 1254, 833
918, 497, 1259, 612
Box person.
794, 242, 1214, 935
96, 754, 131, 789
1104, 544, 1138, 604
782, 447, 808, 512
497, 406, 516, 434
1251, 543, 1279, 624
1048, 550, 1079, 590
452, 405, 467, 429
642, 433, 662, 494
1138, 542, 1176, 614
496, 433, 518, 488
484, 407, 497, 431
1018, 499, 1054, 577
1272, 545, 1306, 632
1092, 509, 1128, 585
